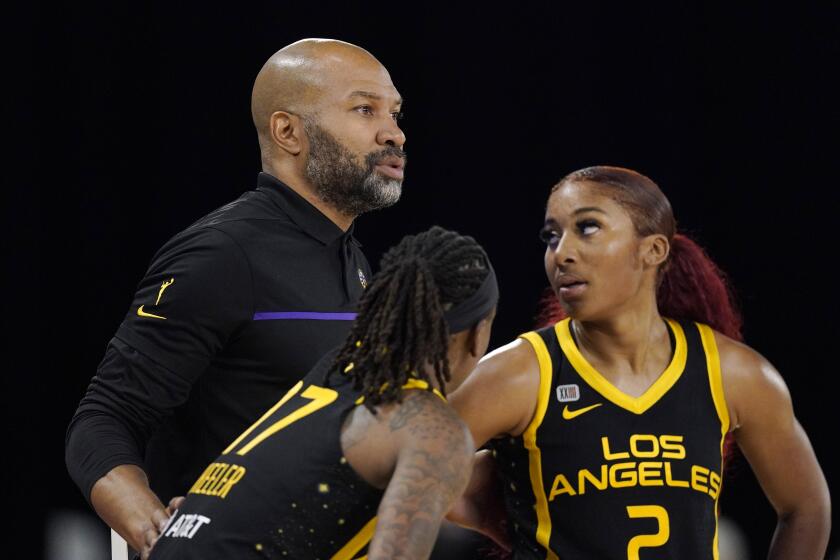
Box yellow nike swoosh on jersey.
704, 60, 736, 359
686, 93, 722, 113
562, 403, 603, 420
137, 305, 167, 320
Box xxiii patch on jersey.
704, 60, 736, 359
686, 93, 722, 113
491, 318, 729, 559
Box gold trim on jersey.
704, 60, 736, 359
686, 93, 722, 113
554, 318, 687, 415
519, 332, 560, 560
330, 516, 376, 560
697, 322, 729, 560
354, 378, 446, 405
696, 323, 730, 435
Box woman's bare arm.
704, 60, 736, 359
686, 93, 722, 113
718, 333, 831, 560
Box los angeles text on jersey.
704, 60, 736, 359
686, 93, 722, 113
547, 434, 721, 501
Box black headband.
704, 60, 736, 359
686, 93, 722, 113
443, 263, 499, 333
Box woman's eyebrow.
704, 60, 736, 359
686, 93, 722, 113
573, 206, 608, 216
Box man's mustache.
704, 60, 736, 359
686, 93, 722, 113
367, 146, 407, 167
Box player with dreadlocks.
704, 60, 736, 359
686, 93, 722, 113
149, 225, 498, 560
447, 166, 830, 559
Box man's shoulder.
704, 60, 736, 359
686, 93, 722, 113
185, 189, 293, 233
159, 190, 299, 253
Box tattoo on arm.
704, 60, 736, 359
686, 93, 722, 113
388, 397, 425, 431
369, 393, 473, 560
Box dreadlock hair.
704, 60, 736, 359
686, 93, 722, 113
327, 226, 491, 412
536, 166, 743, 464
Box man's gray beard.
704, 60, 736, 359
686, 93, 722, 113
303, 119, 404, 217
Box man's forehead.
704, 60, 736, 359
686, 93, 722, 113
314, 57, 396, 95
344, 83, 403, 105
316, 65, 400, 103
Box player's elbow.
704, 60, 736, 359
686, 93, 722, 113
793, 488, 831, 529
778, 480, 831, 549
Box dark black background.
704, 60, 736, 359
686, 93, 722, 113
10, 3, 838, 558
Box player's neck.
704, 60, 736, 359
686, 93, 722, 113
417, 363, 446, 394
573, 298, 667, 376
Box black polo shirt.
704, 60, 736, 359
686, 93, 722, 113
66, 172, 372, 501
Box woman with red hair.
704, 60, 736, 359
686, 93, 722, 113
449, 166, 830, 559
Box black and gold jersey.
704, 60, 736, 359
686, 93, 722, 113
491, 318, 729, 560
150, 352, 383, 560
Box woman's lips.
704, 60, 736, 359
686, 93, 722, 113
558, 281, 588, 301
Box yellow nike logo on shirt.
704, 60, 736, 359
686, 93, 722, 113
137, 305, 167, 320
562, 403, 603, 420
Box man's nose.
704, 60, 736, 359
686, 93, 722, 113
377, 118, 406, 148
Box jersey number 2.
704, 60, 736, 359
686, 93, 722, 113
223, 381, 338, 456
626, 505, 669, 560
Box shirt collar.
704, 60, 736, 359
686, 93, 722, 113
256, 172, 360, 246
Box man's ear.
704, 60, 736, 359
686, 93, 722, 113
269, 111, 304, 156
640, 234, 670, 268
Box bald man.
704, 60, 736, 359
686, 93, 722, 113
66, 39, 406, 559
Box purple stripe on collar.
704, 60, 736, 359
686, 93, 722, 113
253, 311, 357, 321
